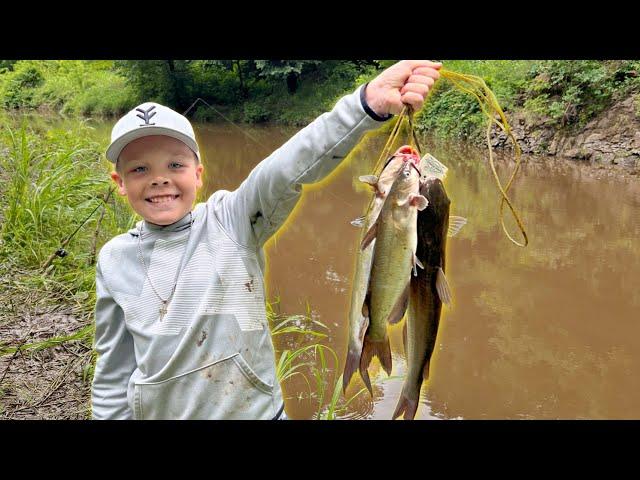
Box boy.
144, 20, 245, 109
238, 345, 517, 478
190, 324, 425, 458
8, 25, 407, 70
92, 60, 441, 419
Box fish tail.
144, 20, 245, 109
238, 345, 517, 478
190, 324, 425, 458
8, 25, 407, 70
342, 347, 361, 395
360, 336, 393, 381
392, 392, 419, 420
379, 338, 393, 376
359, 339, 375, 397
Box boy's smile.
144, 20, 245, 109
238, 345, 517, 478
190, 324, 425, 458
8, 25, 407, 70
110, 135, 204, 226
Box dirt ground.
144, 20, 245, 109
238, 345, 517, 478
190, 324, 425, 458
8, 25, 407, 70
0, 155, 637, 421
0, 274, 94, 420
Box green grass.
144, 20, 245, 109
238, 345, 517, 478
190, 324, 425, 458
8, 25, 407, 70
0, 122, 136, 295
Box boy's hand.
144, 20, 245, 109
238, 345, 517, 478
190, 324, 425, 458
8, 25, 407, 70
365, 60, 442, 117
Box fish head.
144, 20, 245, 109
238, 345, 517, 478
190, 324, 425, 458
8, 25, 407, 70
420, 177, 450, 209
392, 160, 421, 199
419, 177, 451, 227
377, 156, 406, 197
384, 161, 427, 213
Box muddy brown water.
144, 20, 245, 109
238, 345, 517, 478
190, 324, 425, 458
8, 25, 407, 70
197, 122, 640, 420
10, 114, 640, 419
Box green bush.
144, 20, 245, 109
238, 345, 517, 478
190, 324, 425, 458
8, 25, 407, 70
0, 60, 136, 116
521, 60, 640, 128
0, 61, 45, 109
243, 103, 271, 123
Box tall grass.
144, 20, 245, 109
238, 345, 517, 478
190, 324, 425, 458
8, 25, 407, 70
0, 122, 136, 296
267, 299, 367, 419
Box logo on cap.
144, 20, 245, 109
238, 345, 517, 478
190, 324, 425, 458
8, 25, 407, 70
136, 105, 157, 126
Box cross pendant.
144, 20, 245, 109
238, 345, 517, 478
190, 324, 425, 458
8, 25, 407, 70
159, 301, 168, 320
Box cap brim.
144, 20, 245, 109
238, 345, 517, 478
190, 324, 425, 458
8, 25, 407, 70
105, 126, 199, 163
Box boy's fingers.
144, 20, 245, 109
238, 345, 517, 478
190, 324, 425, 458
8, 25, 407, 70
412, 67, 441, 80
404, 60, 442, 71
406, 75, 435, 87
400, 91, 425, 110
400, 82, 430, 97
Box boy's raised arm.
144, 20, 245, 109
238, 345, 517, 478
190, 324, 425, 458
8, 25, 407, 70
214, 84, 388, 247
91, 259, 137, 420
211, 60, 442, 248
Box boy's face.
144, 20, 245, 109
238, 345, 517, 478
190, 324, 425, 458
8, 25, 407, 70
111, 135, 204, 226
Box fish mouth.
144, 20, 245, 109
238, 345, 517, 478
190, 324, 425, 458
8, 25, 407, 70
145, 194, 181, 204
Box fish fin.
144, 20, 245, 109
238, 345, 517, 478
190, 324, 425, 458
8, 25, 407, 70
387, 283, 409, 325
359, 174, 379, 187
360, 336, 393, 380
423, 359, 431, 381
411, 194, 429, 211
412, 254, 424, 276
392, 394, 419, 420
397, 193, 428, 210
378, 338, 393, 376
358, 175, 381, 195
343, 347, 362, 395
436, 267, 452, 305
360, 222, 378, 250
359, 337, 375, 397
361, 290, 371, 319
359, 361, 373, 397
447, 216, 468, 237
350, 215, 366, 228
402, 322, 407, 355
344, 310, 369, 396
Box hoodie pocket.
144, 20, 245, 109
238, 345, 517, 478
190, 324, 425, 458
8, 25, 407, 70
134, 352, 274, 420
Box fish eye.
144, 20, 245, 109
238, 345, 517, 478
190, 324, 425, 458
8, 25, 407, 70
403, 169, 411, 177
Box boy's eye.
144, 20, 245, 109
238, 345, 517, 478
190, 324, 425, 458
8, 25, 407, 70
170, 162, 183, 169
132, 166, 147, 173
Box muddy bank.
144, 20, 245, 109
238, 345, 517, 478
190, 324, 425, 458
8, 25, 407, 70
491, 94, 640, 175
0, 274, 93, 420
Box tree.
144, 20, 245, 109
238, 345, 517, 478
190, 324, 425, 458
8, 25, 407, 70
253, 60, 321, 94
115, 60, 192, 110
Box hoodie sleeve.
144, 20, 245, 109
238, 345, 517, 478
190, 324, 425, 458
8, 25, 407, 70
211, 84, 391, 248
91, 256, 137, 420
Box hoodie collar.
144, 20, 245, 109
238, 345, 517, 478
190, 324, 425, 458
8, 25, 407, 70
130, 210, 194, 237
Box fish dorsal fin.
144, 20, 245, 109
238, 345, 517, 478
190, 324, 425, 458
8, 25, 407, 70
448, 216, 468, 237
360, 221, 378, 250
350, 215, 366, 228
436, 267, 452, 305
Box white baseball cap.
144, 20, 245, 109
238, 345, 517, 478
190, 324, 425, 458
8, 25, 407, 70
106, 102, 200, 164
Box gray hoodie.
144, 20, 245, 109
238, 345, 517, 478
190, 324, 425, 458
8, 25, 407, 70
91, 85, 390, 419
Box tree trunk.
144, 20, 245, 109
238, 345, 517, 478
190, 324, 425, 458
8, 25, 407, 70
286, 72, 298, 94
234, 60, 247, 99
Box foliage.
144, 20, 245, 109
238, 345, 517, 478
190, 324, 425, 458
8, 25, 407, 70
0, 60, 135, 115
0, 122, 135, 294
520, 60, 640, 128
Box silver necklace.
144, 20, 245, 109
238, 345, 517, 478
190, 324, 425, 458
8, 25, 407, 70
136, 212, 194, 321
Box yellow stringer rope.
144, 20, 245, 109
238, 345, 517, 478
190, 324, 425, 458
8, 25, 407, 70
364, 68, 529, 247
